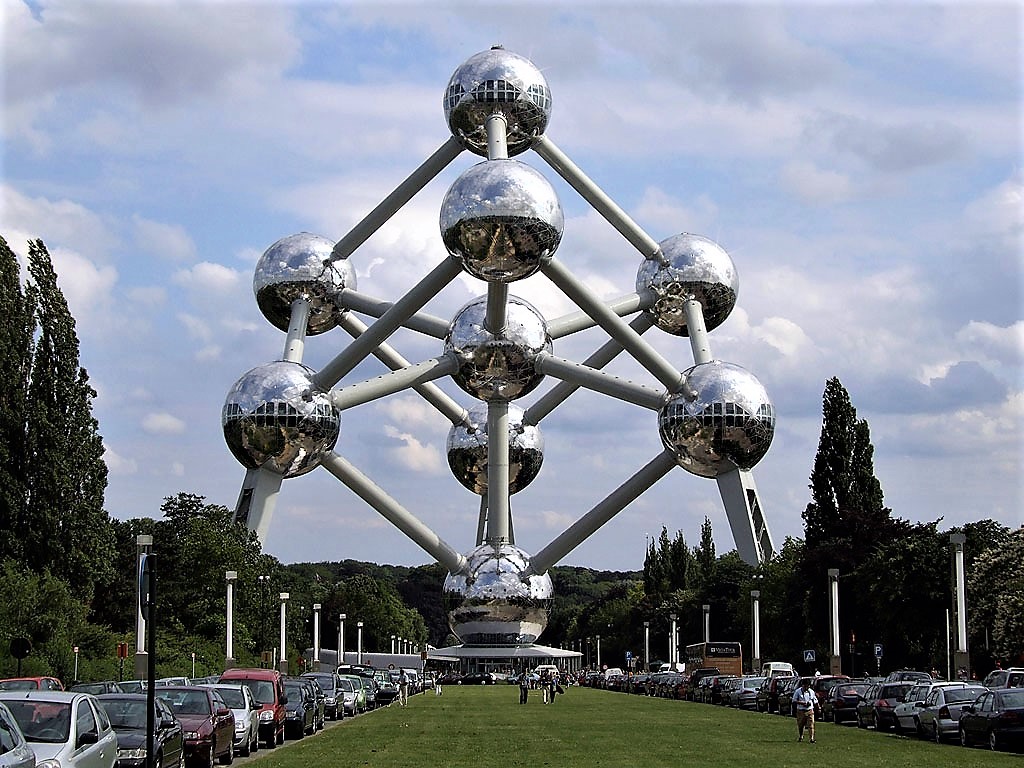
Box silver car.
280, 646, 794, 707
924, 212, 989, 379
0, 691, 117, 768
199, 684, 259, 756
0, 701, 35, 768
917, 684, 989, 743
892, 680, 966, 733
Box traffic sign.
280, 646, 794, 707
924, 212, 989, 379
803, 649, 816, 663
874, 643, 883, 659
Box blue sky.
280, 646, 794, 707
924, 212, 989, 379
2, 1, 1021, 572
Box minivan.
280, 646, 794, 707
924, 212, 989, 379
218, 668, 287, 748
760, 661, 795, 678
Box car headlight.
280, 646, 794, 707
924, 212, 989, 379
259, 710, 274, 721
234, 722, 246, 732
184, 731, 200, 740
36, 760, 62, 768
118, 749, 147, 759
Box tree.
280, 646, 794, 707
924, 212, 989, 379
22, 240, 112, 599
967, 526, 1023, 668
0, 237, 33, 564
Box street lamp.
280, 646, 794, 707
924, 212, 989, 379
278, 593, 289, 674
225, 571, 237, 670
702, 604, 710, 644
391, 634, 396, 654
669, 613, 677, 667
338, 613, 346, 667
312, 603, 321, 672
357, 621, 364, 664
828, 569, 840, 675
257, 575, 271, 661
643, 621, 650, 672
950, 533, 969, 679
750, 590, 760, 674
596, 635, 602, 669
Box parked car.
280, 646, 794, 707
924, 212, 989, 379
119, 681, 147, 694
371, 671, 398, 706
918, 684, 988, 743
856, 681, 915, 731
757, 675, 796, 714
71, 682, 125, 696
686, 668, 721, 701
734, 676, 766, 710
155, 678, 192, 688
302, 673, 342, 719
199, 685, 259, 757
0, 678, 64, 692
303, 678, 325, 730
892, 681, 966, 734
96, 693, 185, 768
281, 678, 315, 738
809, 675, 851, 709
706, 675, 738, 705
884, 669, 932, 684
334, 677, 361, 717
776, 676, 800, 716
154, 685, 235, 767
460, 673, 496, 685
981, 667, 1024, 690
0, 700, 37, 768
821, 681, 871, 723
217, 668, 286, 749
959, 687, 1024, 752
0, 690, 117, 768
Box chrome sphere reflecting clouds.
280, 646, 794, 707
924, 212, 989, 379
637, 233, 737, 335
222, 360, 340, 478
447, 403, 544, 495
441, 160, 563, 282
658, 360, 774, 478
443, 543, 553, 645
445, 295, 550, 401
444, 47, 552, 157
254, 232, 356, 335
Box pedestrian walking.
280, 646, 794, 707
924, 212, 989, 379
398, 667, 410, 706
792, 679, 819, 743
519, 673, 529, 704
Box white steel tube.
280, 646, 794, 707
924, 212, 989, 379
283, 297, 311, 363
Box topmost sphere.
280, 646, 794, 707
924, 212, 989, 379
254, 233, 356, 336
444, 47, 552, 157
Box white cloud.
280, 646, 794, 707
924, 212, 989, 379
382, 424, 443, 473
103, 444, 138, 476
142, 412, 186, 435
376, 396, 450, 432
780, 161, 852, 205
172, 262, 243, 295
132, 216, 197, 262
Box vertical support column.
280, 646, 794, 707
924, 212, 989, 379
751, 590, 761, 674
278, 593, 289, 674
703, 604, 711, 644
134, 535, 153, 679
596, 635, 602, 669
225, 571, 237, 670
828, 569, 841, 675
950, 533, 970, 679
486, 402, 511, 545
643, 622, 650, 674
313, 604, 321, 672
339, 614, 346, 667
669, 614, 677, 668
357, 621, 364, 664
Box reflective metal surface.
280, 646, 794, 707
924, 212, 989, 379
447, 403, 544, 495
444, 47, 552, 157
658, 360, 774, 478
445, 295, 551, 401
443, 543, 553, 645
637, 233, 737, 335
441, 160, 563, 282
222, 360, 340, 478
254, 232, 356, 335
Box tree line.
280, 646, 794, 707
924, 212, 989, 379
0, 235, 1019, 684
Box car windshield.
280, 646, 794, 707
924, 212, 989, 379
837, 684, 869, 696
4, 701, 71, 743
881, 684, 913, 698
157, 691, 211, 715
214, 689, 246, 709
98, 699, 148, 729
222, 679, 275, 704
72, 683, 108, 695
0, 681, 37, 691
306, 676, 335, 692
337, 680, 355, 692
999, 690, 1024, 708
284, 685, 305, 700
946, 687, 985, 703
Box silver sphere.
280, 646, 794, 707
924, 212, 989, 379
443, 46, 552, 157
222, 360, 340, 478
447, 403, 544, 495
637, 233, 737, 335
443, 543, 553, 645
659, 360, 775, 478
253, 232, 356, 335
440, 160, 563, 283
445, 295, 551, 401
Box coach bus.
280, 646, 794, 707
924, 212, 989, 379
685, 641, 743, 677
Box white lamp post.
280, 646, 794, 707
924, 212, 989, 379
225, 571, 237, 669
278, 593, 289, 674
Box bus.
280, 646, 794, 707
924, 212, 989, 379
685, 641, 743, 678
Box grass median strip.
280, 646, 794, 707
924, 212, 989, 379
255, 687, 1019, 768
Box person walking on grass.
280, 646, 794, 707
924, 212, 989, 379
793, 679, 819, 743
398, 667, 410, 707
519, 673, 529, 704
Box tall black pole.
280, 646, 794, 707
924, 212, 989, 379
144, 554, 156, 768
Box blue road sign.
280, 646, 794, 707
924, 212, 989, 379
803, 649, 816, 663
874, 643, 884, 658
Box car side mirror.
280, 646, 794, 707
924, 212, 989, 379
251, 702, 260, 710
963, 705, 974, 713
279, 695, 288, 705
217, 707, 230, 717
77, 732, 99, 748
161, 716, 175, 727
915, 701, 925, 707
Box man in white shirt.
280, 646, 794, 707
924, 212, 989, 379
792, 679, 819, 743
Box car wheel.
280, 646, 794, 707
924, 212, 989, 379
251, 730, 259, 754
219, 740, 233, 765
276, 726, 284, 745
960, 725, 971, 747
933, 722, 942, 744
988, 730, 1000, 751
240, 737, 250, 758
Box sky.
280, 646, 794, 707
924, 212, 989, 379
2, 1, 1021, 575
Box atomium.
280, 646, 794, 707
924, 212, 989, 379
224, 46, 779, 650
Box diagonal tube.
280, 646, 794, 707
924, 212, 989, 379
283, 297, 311, 363
534, 353, 666, 411
329, 353, 460, 411
547, 293, 646, 339
337, 289, 451, 339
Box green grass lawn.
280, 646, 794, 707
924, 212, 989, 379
258, 686, 1019, 768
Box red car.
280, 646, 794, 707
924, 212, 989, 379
155, 686, 235, 767
0, 677, 64, 691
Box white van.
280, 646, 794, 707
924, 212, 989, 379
534, 664, 559, 677
760, 661, 795, 678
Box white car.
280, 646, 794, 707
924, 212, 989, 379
892, 680, 967, 734
0, 701, 36, 768
199, 684, 259, 756
0, 691, 117, 768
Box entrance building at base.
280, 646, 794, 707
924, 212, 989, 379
304, 645, 582, 676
